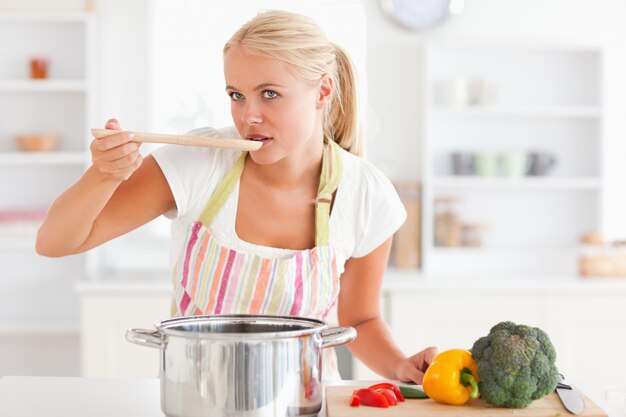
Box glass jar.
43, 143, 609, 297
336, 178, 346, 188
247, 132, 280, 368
434, 196, 462, 247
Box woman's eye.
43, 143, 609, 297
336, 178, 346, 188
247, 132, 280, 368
263, 90, 278, 99
229, 92, 244, 101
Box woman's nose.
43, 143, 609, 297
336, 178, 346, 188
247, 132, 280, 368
241, 102, 263, 125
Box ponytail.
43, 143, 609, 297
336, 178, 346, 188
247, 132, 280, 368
326, 43, 363, 156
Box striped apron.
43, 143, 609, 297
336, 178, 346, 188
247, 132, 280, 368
171, 140, 344, 379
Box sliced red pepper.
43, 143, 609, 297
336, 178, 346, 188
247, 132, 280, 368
356, 388, 389, 408
395, 388, 405, 401
377, 388, 398, 406
368, 382, 405, 402
350, 390, 360, 406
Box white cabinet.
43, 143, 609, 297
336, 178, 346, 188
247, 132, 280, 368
79, 289, 171, 378
383, 284, 626, 400
387, 293, 543, 352
78, 286, 358, 379
421, 44, 603, 278
544, 294, 626, 390
0, 11, 95, 369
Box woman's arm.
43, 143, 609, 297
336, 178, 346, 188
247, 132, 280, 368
36, 119, 175, 257
337, 237, 437, 384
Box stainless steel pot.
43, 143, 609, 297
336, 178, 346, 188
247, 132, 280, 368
126, 314, 356, 417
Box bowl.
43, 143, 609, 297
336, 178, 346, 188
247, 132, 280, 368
16, 133, 59, 152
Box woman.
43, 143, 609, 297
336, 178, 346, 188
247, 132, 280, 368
36, 10, 436, 382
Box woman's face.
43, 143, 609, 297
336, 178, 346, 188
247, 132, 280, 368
224, 45, 330, 166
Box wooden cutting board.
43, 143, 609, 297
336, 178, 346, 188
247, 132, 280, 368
326, 385, 607, 417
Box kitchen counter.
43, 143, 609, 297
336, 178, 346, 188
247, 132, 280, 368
0, 376, 619, 417
382, 268, 626, 294
0, 377, 360, 417
75, 268, 626, 296
75, 270, 626, 395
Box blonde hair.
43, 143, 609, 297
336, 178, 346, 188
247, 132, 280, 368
224, 10, 363, 156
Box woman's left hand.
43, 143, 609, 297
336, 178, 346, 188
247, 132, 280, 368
395, 346, 439, 384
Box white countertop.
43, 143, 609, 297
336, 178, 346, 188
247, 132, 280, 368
0, 377, 163, 417
382, 268, 626, 294
0, 376, 354, 417
0, 376, 620, 417
76, 268, 626, 296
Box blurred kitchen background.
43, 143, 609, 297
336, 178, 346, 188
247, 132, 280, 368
1, 0, 626, 403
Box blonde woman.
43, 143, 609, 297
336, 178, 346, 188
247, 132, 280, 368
37, 10, 437, 383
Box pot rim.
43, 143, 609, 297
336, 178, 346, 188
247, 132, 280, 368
154, 314, 329, 340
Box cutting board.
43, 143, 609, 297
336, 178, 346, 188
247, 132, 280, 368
326, 385, 607, 417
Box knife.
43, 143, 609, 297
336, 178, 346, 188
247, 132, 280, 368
556, 373, 585, 415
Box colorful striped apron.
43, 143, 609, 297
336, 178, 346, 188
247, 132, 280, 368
171, 140, 344, 379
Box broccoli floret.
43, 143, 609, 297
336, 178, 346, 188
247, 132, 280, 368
471, 321, 559, 408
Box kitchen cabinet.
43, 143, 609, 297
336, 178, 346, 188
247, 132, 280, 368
387, 293, 543, 351
378, 271, 626, 401
0, 10, 95, 373
77, 280, 356, 379
420, 43, 603, 278
78, 280, 171, 378
77, 273, 626, 400
544, 294, 626, 391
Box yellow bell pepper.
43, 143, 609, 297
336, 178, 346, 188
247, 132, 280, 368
422, 348, 480, 405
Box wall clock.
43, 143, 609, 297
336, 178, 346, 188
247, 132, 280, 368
380, 0, 465, 30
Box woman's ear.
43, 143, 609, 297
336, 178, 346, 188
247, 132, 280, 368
316, 74, 333, 109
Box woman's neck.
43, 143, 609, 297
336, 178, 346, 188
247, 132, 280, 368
247, 139, 325, 191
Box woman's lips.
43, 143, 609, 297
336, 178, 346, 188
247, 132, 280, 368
246, 135, 273, 147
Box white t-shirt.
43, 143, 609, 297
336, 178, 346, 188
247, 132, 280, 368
151, 126, 407, 278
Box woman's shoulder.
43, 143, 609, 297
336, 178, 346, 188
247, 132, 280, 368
338, 147, 396, 193
333, 147, 406, 259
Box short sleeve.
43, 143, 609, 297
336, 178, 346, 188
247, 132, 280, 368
151, 126, 240, 220
352, 162, 407, 258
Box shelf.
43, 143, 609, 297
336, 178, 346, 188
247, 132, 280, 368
0, 151, 86, 165
426, 245, 581, 277
0, 11, 92, 22
0, 7, 94, 361
429, 245, 579, 254
383, 267, 626, 292
0, 79, 87, 93
0, 322, 78, 335
431, 105, 602, 118
0, 236, 35, 249
431, 176, 602, 190
422, 43, 603, 277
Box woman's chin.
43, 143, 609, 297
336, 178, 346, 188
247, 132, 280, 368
248, 146, 280, 165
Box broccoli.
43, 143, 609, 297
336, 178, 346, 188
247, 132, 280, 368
471, 321, 559, 408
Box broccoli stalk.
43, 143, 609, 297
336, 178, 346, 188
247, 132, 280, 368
471, 321, 559, 408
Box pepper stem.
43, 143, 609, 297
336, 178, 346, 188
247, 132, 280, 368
460, 367, 479, 399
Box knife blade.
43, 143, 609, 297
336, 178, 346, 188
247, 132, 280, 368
555, 373, 585, 415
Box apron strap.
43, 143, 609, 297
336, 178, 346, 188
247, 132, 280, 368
199, 152, 247, 226
315, 140, 343, 247
198, 141, 343, 247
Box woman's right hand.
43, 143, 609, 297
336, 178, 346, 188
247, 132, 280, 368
90, 118, 143, 181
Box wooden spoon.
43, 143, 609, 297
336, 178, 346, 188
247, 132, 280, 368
90, 129, 261, 151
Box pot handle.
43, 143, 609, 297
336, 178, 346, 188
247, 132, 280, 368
320, 326, 356, 349
126, 328, 166, 349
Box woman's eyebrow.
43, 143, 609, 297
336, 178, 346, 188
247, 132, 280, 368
225, 83, 286, 91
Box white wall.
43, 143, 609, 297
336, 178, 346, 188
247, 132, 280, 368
94, 0, 152, 131
94, 0, 626, 239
